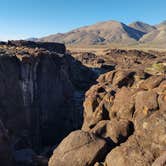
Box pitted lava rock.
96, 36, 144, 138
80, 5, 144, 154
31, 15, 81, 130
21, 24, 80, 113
50, 67, 166, 165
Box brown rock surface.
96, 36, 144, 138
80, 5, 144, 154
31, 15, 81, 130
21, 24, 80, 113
49, 66, 165, 165
152, 151, 166, 166
134, 90, 158, 127
105, 110, 166, 166
139, 75, 164, 89
49, 130, 109, 166
90, 119, 134, 144
110, 87, 135, 120
80, 68, 166, 166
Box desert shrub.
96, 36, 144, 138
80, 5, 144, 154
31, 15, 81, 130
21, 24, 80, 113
145, 63, 166, 75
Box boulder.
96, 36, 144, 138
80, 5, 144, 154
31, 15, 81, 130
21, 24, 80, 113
105, 135, 154, 166
90, 120, 134, 144
82, 85, 108, 131
134, 90, 158, 127
139, 75, 164, 90
109, 87, 135, 120
158, 94, 166, 112
81, 69, 166, 166
105, 110, 166, 166
49, 130, 109, 166
112, 70, 135, 88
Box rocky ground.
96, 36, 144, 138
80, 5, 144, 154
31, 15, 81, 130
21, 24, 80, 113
49, 48, 166, 166
0, 41, 166, 166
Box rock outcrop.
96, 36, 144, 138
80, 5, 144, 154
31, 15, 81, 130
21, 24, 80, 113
83, 70, 166, 166
0, 41, 166, 166
49, 130, 109, 166
0, 41, 76, 147
152, 151, 166, 166
0, 41, 96, 165
8, 40, 66, 53
49, 66, 166, 166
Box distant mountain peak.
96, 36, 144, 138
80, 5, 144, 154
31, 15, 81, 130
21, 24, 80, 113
129, 21, 156, 33
39, 20, 145, 45
131, 21, 148, 25
156, 20, 166, 29
159, 20, 166, 24
37, 20, 166, 48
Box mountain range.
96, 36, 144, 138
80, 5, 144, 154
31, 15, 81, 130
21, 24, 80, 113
36, 20, 166, 47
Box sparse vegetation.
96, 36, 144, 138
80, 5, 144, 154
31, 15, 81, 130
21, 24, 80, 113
145, 63, 166, 75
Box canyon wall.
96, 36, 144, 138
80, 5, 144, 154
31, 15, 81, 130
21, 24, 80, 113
0, 41, 95, 156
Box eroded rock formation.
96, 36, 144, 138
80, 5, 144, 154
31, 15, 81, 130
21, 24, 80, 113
0, 41, 96, 165
0, 41, 76, 147
0, 41, 166, 166
49, 66, 166, 165
49, 130, 109, 166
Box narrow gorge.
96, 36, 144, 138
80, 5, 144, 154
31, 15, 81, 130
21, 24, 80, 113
0, 40, 96, 166
0, 40, 165, 166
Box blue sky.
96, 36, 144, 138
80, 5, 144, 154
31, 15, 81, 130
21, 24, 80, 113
0, 0, 165, 40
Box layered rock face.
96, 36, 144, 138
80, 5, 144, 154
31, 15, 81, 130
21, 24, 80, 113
0, 41, 96, 165
49, 48, 166, 166
0, 41, 76, 147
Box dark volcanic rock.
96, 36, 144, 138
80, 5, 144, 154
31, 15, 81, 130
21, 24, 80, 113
8, 40, 66, 53
0, 41, 95, 156
0, 120, 14, 166
66, 55, 97, 90
0, 45, 74, 147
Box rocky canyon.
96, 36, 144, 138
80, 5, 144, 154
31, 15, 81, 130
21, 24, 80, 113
0, 40, 166, 166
